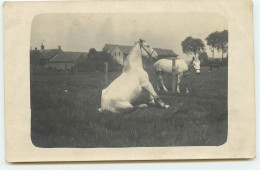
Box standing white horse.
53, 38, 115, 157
98, 39, 169, 113
154, 56, 201, 93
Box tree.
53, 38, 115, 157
101, 47, 113, 62
216, 30, 228, 60
206, 31, 219, 58
181, 36, 205, 58
88, 48, 96, 58
206, 30, 228, 59
199, 51, 208, 61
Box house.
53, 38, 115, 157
76, 51, 123, 72
103, 44, 132, 65
103, 44, 178, 65
30, 44, 88, 71
50, 51, 87, 70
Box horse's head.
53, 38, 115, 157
192, 56, 201, 74
138, 39, 159, 61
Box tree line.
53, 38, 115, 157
181, 30, 228, 60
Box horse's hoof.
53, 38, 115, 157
164, 105, 170, 109
149, 100, 155, 105
138, 104, 148, 108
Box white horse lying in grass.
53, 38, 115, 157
154, 56, 201, 93
98, 39, 169, 113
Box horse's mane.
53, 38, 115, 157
123, 42, 138, 72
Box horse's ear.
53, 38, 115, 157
192, 56, 195, 61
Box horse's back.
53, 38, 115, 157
154, 58, 189, 74
154, 59, 172, 74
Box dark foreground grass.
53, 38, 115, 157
31, 66, 228, 148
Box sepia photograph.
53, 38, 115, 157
3, 0, 256, 162
30, 13, 228, 148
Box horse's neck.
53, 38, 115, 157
124, 44, 143, 72
185, 58, 193, 70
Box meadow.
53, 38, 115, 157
31, 66, 228, 148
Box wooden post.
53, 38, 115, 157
64, 64, 68, 86
172, 59, 177, 93
104, 61, 108, 87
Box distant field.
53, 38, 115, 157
31, 66, 228, 148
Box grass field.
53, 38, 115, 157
31, 66, 228, 148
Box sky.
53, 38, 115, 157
31, 13, 228, 58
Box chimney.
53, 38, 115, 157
41, 43, 44, 50
58, 46, 61, 50
35, 47, 37, 50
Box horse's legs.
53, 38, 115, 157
156, 73, 162, 90
134, 104, 148, 108
161, 79, 168, 92
149, 94, 155, 105
158, 73, 168, 92
156, 72, 168, 91
141, 81, 169, 108
113, 101, 134, 113
176, 73, 183, 93
217, 66, 220, 72
183, 73, 190, 93
209, 66, 212, 72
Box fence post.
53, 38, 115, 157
104, 61, 108, 87
65, 64, 68, 76
172, 59, 177, 93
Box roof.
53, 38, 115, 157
103, 44, 178, 57
38, 49, 59, 60
50, 51, 73, 62
30, 50, 41, 58
64, 52, 88, 61
30, 48, 88, 62
154, 48, 178, 57
91, 51, 105, 61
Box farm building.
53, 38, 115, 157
30, 45, 88, 71
49, 51, 87, 70
103, 44, 179, 65
76, 51, 123, 72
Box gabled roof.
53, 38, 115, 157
154, 48, 178, 57
39, 49, 60, 60
30, 46, 89, 63
64, 52, 88, 61
103, 44, 178, 57
30, 50, 41, 59
50, 51, 72, 62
